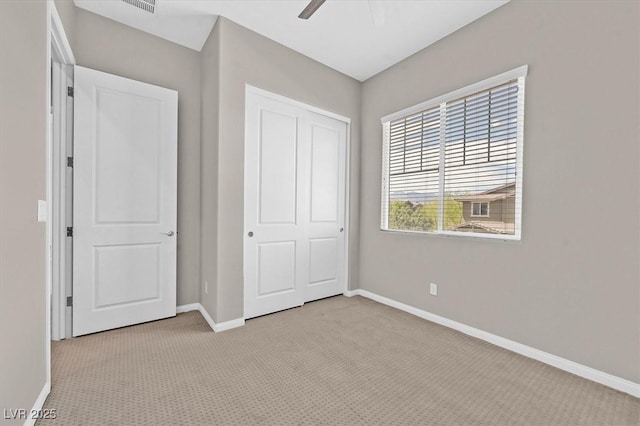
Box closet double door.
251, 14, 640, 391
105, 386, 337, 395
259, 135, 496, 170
244, 89, 348, 319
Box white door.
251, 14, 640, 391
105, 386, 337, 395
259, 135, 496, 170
244, 90, 347, 319
73, 66, 178, 336
303, 111, 347, 303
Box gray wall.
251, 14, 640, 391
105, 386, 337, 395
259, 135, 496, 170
55, 1, 202, 305
53, 0, 75, 49
0, 0, 48, 422
199, 23, 221, 317
360, 0, 640, 382
200, 18, 362, 322
4, 6, 635, 417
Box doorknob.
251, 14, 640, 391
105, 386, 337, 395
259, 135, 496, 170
248, 231, 254, 237
161, 231, 175, 236
339, 228, 344, 232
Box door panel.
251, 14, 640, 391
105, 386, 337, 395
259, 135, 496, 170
304, 111, 346, 302
309, 237, 338, 285
245, 96, 306, 318
73, 66, 177, 336
244, 90, 347, 319
310, 125, 340, 223
94, 89, 161, 224
259, 109, 298, 224
257, 241, 296, 296
94, 243, 160, 308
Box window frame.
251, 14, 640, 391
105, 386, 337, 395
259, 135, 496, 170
380, 65, 527, 241
471, 202, 490, 218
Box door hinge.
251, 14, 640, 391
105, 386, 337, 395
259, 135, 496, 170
67, 157, 73, 168
66, 227, 73, 237
66, 296, 73, 307
67, 86, 74, 97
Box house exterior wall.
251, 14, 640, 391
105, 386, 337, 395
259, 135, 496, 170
461, 197, 516, 225
462, 199, 503, 223
502, 196, 515, 225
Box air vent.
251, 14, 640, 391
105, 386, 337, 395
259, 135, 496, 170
121, 0, 155, 14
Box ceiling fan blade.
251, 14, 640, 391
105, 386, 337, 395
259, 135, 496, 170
298, 0, 326, 19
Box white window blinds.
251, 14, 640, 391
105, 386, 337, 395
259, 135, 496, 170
386, 106, 441, 232
381, 66, 526, 240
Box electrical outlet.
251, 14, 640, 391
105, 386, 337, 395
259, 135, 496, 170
204, 280, 208, 294
430, 282, 438, 296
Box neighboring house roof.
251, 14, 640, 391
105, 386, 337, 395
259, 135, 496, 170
482, 182, 517, 194
454, 193, 511, 202
450, 221, 515, 235
454, 182, 516, 203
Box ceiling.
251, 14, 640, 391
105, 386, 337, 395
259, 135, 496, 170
74, 0, 508, 81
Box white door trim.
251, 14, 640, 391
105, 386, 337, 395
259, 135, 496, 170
37, 0, 75, 421
243, 85, 352, 318
50, 0, 75, 342
50, 62, 74, 341
245, 85, 352, 124
51, 2, 76, 65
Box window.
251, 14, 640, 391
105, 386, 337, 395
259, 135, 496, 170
471, 202, 489, 217
381, 66, 526, 240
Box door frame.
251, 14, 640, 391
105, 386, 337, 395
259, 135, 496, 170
243, 85, 352, 316
50, 0, 75, 342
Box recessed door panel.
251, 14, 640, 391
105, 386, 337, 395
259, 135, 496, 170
309, 238, 337, 285
95, 89, 161, 224
95, 244, 160, 308
259, 109, 298, 224
257, 241, 296, 296
310, 125, 340, 223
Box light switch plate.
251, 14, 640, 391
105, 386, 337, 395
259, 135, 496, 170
430, 282, 438, 296
37, 200, 48, 222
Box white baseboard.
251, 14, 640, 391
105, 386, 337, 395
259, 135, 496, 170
344, 289, 640, 398
176, 303, 245, 333
195, 303, 218, 331
176, 303, 200, 314
213, 317, 245, 332
23, 381, 50, 426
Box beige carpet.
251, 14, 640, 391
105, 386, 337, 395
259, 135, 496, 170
42, 295, 639, 425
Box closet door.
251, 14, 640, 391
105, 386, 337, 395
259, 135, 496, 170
244, 95, 307, 319
303, 111, 347, 303
244, 90, 348, 319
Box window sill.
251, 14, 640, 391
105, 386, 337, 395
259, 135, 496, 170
379, 228, 522, 243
